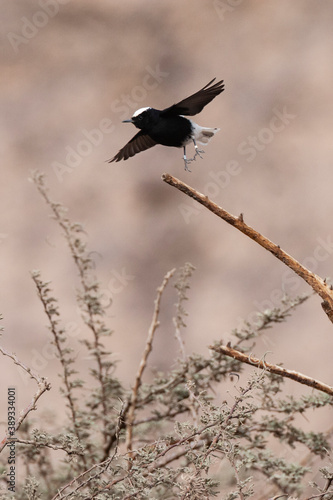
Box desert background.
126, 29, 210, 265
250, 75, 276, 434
1, 0, 333, 472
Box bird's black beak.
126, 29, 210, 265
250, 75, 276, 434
122, 119, 133, 123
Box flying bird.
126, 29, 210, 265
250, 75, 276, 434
108, 78, 224, 171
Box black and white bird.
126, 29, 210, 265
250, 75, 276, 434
108, 78, 224, 171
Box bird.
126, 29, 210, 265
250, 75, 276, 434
108, 78, 224, 171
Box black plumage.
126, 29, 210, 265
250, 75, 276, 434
109, 78, 224, 170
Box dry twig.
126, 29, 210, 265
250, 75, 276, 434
162, 173, 333, 323
125, 269, 176, 459
210, 343, 333, 396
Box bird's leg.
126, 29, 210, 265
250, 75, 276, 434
192, 138, 205, 160
183, 146, 192, 172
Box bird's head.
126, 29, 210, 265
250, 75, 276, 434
123, 107, 159, 131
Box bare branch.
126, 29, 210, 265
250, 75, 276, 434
125, 269, 176, 459
162, 173, 333, 323
210, 343, 333, 396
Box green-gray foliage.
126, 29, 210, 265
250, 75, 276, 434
0, 173, 332, 499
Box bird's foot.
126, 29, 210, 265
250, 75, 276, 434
183, 157, 192, 172
186, 146, 204, 163
185, 148, 205, 167
183, 145, 205, 171
193, 146, 205, 160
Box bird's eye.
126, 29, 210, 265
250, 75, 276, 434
137, 115, 143, 121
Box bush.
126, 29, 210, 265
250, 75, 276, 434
1, 172, 332, 499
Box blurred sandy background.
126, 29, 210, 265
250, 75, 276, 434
1, 0, 333, 444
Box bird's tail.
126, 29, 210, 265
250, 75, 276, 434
192, 125, 220, 145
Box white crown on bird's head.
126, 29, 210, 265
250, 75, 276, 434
132, 107, 152, 118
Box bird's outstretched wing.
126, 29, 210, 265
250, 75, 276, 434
108, 131, 157, 162
161, 78, 224, 117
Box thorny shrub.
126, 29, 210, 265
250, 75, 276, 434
0, 172, 332, 500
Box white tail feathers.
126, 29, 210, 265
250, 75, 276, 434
190, 123, 220, 145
